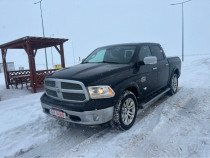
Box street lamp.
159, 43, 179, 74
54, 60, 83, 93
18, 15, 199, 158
171, 0, 192, 62
34, 0, 48, 69
50, 34, 54, 67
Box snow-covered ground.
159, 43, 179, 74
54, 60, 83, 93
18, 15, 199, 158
0, 55, 210, 158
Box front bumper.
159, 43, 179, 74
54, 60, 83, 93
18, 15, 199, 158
41, 102, 114, 125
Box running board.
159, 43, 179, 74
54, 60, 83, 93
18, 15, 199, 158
138, 88, 170, 112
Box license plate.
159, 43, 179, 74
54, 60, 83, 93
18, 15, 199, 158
50, 109, 66, 119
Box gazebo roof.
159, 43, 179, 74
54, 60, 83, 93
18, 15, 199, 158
1, 36, 68, 93
0, 36, 68, 50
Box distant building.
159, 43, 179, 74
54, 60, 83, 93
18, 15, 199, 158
19, 67, 24, 70
0, 62, 15, 73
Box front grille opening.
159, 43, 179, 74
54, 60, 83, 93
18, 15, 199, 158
69, 115, 81, 122
62, 92, 86, 101
46, 89, 58, 97
45, 80, 55, 87
61, 82, 83, 90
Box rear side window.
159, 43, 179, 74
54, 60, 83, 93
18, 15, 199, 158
150, 45, 164, 61
139, 45, 152, 61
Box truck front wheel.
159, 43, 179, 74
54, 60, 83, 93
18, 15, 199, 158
168, 73, 178, 95
111, 91, 137, 130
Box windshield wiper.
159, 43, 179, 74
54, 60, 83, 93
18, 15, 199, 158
102, 61, 119, 64
83, 61, 119, 64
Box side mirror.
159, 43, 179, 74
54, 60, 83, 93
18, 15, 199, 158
81, 59, 85, 63
143, 56, 157, 65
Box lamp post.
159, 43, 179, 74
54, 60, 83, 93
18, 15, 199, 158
50, 34, 54, 67
34, 0, 48, 69
171, 0, 192, 62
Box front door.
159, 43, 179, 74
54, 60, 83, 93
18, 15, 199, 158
136, 45, 158, 100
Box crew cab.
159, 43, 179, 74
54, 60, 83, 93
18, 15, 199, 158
40, 43, 181, 130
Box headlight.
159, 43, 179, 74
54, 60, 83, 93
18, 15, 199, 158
88, 86, 115, 99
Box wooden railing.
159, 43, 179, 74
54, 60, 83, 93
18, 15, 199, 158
8, 69, 57, 89
8, 70, 30, 79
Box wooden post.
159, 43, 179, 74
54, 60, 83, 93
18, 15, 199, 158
26, 43, 37, 93
1, 49, 9, 89
60, 44, 65, 68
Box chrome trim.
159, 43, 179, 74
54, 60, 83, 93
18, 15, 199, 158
41, 103, 114, 125
144, 56, 157, 65
44, 78, 89, 102
139, 88, 170, 111
152, 67, 157, 70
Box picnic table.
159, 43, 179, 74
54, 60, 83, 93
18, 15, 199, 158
10, 75, 31, 89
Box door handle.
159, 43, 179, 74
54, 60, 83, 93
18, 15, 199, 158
153, 67, 157, 70
165, 64, 169, 66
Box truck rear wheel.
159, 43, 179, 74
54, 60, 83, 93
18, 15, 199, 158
168, 73, 178, 95
111, 91, 137, 130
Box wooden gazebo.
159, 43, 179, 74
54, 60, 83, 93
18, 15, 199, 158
0, 36, 68, 93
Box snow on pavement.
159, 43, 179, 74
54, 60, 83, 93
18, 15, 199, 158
0, 91, 68, 157
0, 55, 210, 158
0, 74, 32, 101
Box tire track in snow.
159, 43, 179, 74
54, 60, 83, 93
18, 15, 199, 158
16, 123, 108, 158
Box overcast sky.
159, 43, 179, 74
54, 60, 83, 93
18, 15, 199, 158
0, 0, 209, 69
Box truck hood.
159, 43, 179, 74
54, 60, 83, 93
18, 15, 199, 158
47, 63, 130, 85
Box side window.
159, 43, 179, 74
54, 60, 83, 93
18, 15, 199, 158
138, 45, 152, 61
150, 45, 164, 61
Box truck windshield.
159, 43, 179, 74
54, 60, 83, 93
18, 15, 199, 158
83, 46, 136, 64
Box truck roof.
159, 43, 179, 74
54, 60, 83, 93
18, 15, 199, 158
98, 42, 160, 48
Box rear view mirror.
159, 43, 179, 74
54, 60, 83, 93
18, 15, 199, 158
143, 56, 157, 65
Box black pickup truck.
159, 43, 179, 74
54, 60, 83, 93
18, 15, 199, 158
41, 43, 181, 130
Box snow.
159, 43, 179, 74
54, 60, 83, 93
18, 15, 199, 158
0, 75, 32, 101
0, 55, 210, 158
180, 55, 210, 89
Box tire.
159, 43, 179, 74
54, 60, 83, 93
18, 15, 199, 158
168, 73, 178, 95
111, 91, 138, 131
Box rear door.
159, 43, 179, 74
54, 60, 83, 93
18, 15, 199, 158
149, 45, 169, 89
137, 45, 158, 100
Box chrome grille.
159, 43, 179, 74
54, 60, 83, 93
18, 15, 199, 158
46, 89, 57, 97
61, 82, 83, 90
62, 92, 86, 101
44, 78, 89, 102
45, 80, 55, 87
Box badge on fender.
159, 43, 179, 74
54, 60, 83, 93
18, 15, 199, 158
141, 76, 146, 83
